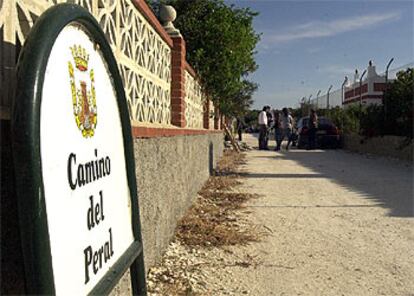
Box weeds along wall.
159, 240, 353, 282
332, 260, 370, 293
0, 1, 223, 293
342, 134, 413, 162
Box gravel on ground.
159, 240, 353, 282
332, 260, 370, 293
130, 133, 414, 296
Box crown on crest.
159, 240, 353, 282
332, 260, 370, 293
70, 45, 89, 71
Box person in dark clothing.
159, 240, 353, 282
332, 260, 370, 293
308, 109, 318, 150
236, 118, 244, 141
265, 109, 273, 149
273, 110, 283, 151
258, 106, 270, 150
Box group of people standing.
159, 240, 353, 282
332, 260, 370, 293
258, 106, 319, 151
258, 106, 294, 151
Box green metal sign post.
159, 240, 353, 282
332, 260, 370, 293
11, 4, 147, 295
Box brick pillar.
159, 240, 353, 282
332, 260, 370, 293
203, 99, 210, 129
171, 36, 186, 127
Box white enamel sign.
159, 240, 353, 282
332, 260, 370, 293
40, 24, 134, 295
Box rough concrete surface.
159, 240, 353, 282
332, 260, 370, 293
144, 133, 413, 296
111, 133, 223, 295
134, 133, 223, 270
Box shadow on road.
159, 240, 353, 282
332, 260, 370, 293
240, 173, 327, 178
248, 204, 378, 208
254, 148, 413, 218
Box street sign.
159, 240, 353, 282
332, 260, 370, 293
12, 4, 147, 295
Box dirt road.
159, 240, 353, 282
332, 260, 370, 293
142, 134, 414, 296
226, 134, 413, 295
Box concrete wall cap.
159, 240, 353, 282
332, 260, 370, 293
159, 4, 181, 37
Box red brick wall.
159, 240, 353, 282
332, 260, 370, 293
345, 89, 354, 100
170, 37, 186, 128
132, 0, 174, 47
345, 83, 368, 100
374, 83, 387, 92
131, 2, 222, 135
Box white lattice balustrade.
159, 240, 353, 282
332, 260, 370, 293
184, 71, 205, 129
1, 0, 171, 125
209, 100, 215, 129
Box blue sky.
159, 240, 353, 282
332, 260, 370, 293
226, 0, 414, 109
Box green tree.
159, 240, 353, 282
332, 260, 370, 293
220, 80, 258, 115
243, 109, 260, 128
290, 107, 303, 120
383, 68, 414, 138
148, 0, 260, 116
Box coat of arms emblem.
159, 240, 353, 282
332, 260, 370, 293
68, 45, 97, 138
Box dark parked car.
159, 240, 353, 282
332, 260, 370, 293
296, 116, 341, 149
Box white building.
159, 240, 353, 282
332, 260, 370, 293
343, 61, 388, 106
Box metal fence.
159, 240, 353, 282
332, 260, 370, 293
381, 62, 414, 79
310, 88, 343, 109
307, 62, 414, 109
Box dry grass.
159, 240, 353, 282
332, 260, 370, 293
201, 176, 241, 192
213, 150, 246, 176
148, 150, 261, 295
176, 194, 259, 247
175, 150, 260, 247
